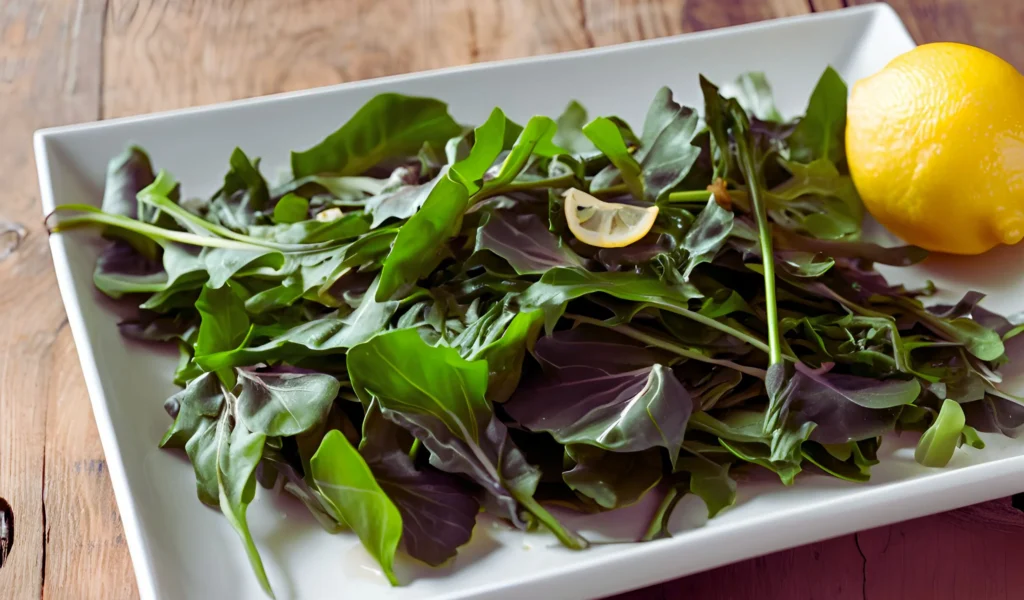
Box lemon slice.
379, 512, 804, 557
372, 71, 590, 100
563, 188, 658, 248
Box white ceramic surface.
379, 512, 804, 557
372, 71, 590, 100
36, 5, 1024, 600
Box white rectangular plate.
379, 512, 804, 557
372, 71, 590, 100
36, 5, 1024, 600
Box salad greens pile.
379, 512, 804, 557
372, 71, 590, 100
49, 68, 1024, 596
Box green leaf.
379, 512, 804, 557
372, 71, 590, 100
235, 369, 341, 437
699, 76, 733, 180
583, 116, 643, 199
681, 195, 734, 280
291, 93, 461, 178
675, 457, 737, 518
347, 329, 587, 549
359, 405, 479, 566
636, 87, 702, 201
473, 211, 585, 276
519, 267, 701, 310
553, 100, 596, 155
198, 276, 399, 371
456, 307, 544, 403
788, 67, 848, 164
216, 411, 272, 597
915, 399, 967, 467
311, 430, 403, 585
449, 107, 513, 194
563, 446, 662, 509
194, 283, 250, 363
480, 116, 563, 193
271, 193, 310, 224
375, 174, 469, 300
207, 148, 270, 232
720, 72, 784, 123
159, 372, 225, 449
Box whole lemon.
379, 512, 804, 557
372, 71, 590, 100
846, 43, 1024, 255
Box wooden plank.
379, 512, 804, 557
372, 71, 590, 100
812, 0, 1024, 69
0, 1, 108, 598
41, 326, 138, 600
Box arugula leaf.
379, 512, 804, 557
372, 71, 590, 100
235, 369, 341, 437
675, 456, 737, 518
347, 329, 587, 548
292, 94, 461, 178
553, 100, 596, 155
194, 283, 250, 360
505, 327, 692, 466
720, 72, 784, 123
208, 148, 270, 232
681, 195, 734, 280
636, 87, 702, 201
474, 211, 585, 275
915, 399, 967, 467
583, 117, 643, 198
360, 405, 479, 566
788, 67, 848, 164
272, 193, 309, 224
563, 446, 662, 509
311, 430, 402, 585
215, 411, 272, 596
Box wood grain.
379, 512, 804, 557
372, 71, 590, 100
812, 0, 1024, 69
5, 1, 1024, 600
0, 1, 123, 599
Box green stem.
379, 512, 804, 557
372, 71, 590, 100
48, 205, 260, 251
408, 438, 422, 461
138, 193, 341, 252
650, 301, 797, 362
566, 314, 768, 379
591, 183, 627, 197
475, 173, 577, 202
731, 110, 782, 368
664, 189, 713, 203
515, 493, 589, 550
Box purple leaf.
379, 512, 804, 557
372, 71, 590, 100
474, 211, 584, 275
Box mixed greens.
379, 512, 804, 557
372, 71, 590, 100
48, 69, 1024, 596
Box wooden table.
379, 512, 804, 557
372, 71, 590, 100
3, 1, 1024, 598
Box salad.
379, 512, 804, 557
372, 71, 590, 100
48, 68, 1024, 596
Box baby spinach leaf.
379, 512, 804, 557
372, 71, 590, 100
235, 369, 341, 437
506, 328, 691, 466
102, 146, 155, 219
215, 411, 272, 596
915, 399, 967, 467
194, 283, 250, 359
450, 108, 513, 193
636, 87, 702, 201
198, 277, 399, 371
474, 211, 585, 275
347, 329, 587, 548
208, 148, 270, 232
92, 240, 167, 298
681, 195, 734, 280
160, 372, 225, 449
459, 308, 544, 404
365, 173, 442, 228
563, 446, 662, 509
788, 67, 847, 164
291, 94, 461, 178
271, 193, 310, 224
360, 405, 479, 566
311, 430, 402, 585
785, 363, 921, 444
583, 117, 643, 199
